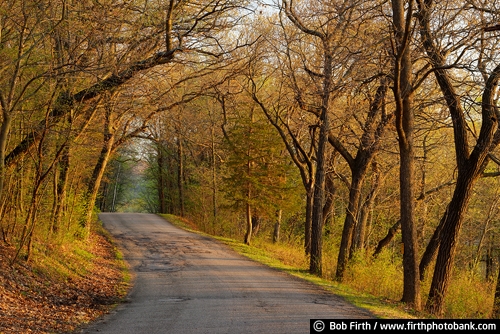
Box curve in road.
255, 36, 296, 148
80, 213, 374, 334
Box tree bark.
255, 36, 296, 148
426, 169, 481, 314
392, 0, 421, 310
0, 112, 12, 202
355, 166, 380, 252
273, 209, 282, 243
304, 188, 314, 255
157, 142, 167, 214
373, 220, 401, 257
309, 38, 333, 275
244, 200, 252, 245
51, 144, 70, 233
177, 137, 185, 217
493, 253, 500, 318
336, 172, 364, 281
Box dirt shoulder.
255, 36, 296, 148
0, 229, 129, 334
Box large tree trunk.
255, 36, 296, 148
310, 157, 326, 275
426, 169, 481, 314
309, 39, 333, 276
392, 0, 421, 310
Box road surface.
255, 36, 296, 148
80, 213, 374, 333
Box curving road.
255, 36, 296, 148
80, 213, 374, 334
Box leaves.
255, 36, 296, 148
0, 232, 128, 333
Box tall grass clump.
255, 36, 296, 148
344, 249, 403, 301
442, 271, 494, 318
251, 236, 308, 269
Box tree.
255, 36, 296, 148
281, 0, 352, 275
416, 0, 500, 315
331, 77, 393, 281
391, 0, 421, 310
0, 0, 53, 222
221, 93, 291, 245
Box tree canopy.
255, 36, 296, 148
2, 0, 500, 318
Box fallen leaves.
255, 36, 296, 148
0, 232, 129, 334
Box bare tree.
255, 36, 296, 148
416, 0, 500, 315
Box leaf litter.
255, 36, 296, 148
0, 232, 129, 334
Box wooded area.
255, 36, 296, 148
2, 0, 500, 318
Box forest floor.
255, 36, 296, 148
0, 228, 129, 334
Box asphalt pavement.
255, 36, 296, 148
79, 213, 374, 334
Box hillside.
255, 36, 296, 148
0, 229, 128, 333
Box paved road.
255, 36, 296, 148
80, 213, 374, 334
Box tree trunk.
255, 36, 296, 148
355, 166, 380, 252
418, 215, 443, 280
322, 171, 336, 232
244, 200, 252, 245
211, 125, 217, 220
373, 219, 401, 257
309, 39, 333, 276
84, 137, 114, 234
157, 142, 167, 214
304, 187, 314, 255
244, 110, 254, 246
426, 171, 479, 314
416, 0, 500, 315
84, 103, 115, 234
399, 135, 420, 308
392, 0, 421, 310
252, 215, 261, 235
493, 253, 500, 318
328, 79, 389, 279
273, 209, 282, 243
177, 138, 184, 217
51, 144, 70, 233
336, 172, 364, 281
0, 112, 12, 202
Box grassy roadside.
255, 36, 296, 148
159, 213, 420, 320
